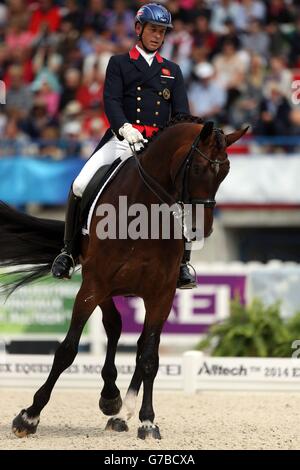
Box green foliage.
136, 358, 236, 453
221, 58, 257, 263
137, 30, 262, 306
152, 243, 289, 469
196, 299, 300, 357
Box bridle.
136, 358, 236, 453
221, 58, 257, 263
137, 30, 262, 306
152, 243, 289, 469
181, 129, 228, 209
131, 126, 229, 210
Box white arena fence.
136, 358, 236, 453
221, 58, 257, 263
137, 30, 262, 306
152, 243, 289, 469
1, 351, 300, 393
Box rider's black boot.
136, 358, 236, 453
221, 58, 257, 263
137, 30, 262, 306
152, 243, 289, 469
177, 244, 197, 289
51, 189, 81, 279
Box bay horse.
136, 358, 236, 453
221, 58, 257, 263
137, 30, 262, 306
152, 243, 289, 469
0, 116, 247, 440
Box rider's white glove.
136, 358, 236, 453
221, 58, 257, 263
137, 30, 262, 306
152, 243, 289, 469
119, 123, 147, 145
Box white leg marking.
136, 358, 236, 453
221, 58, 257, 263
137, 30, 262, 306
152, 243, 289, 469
114, 390, 137, 421
141, 420, 156, 429
21, 411, 40, 426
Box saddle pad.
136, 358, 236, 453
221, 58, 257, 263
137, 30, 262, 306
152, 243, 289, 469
81, 158, 129, 235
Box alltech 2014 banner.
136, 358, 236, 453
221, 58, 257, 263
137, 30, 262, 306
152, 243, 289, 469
0, 272, 246, 337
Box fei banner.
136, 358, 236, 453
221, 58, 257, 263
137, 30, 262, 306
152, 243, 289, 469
0, 157, 84, 205
0, 271, 246, 343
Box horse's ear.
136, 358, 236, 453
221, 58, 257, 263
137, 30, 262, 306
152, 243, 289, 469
199, 121, 214, 142
226, 126, 249, 147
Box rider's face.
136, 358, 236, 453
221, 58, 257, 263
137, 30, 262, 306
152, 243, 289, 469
136, 23, 167, 51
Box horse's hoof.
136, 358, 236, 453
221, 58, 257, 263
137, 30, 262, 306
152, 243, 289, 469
12, 410, 40, 438
99, 394, 122, 416
105, 417, 128, 432
137, 424, 161, 440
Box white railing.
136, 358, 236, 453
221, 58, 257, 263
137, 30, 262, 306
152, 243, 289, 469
2, 351, 300, 393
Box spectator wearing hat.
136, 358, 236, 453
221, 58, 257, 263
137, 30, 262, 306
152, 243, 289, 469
188, 62, 226, 120
61, 120, 82, 158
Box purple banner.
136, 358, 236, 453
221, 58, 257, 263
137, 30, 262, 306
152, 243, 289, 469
114, 274, 246, 334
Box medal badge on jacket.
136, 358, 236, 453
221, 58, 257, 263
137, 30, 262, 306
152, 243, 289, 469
163, 88, 170, 100
161, 68, 172, 100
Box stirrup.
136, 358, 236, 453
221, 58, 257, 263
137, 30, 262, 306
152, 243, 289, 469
51, 252, 75, 279
177, 262, 197, 289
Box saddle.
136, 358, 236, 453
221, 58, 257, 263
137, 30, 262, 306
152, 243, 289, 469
80, 157, 129, 234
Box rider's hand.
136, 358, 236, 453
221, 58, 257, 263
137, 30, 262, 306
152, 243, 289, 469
119, 123, 148, 145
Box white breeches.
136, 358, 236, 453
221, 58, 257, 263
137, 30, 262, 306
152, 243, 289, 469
73, 136, 141, 197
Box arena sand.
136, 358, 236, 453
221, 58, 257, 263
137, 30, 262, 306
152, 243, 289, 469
1, 388, 300, 450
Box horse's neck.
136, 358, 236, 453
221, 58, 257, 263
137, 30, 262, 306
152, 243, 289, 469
139, 125, 194, 192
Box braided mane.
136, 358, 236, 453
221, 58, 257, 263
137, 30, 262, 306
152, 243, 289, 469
137, 114, 204, 154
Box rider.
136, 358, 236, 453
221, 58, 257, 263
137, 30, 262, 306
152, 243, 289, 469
51, 2, 196, 289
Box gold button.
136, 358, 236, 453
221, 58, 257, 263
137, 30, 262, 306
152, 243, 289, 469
137, 97, 141, 101
137, 108, 141, 112
157, 101, 160, 105
155, 111, 159, 115
136, 119, 140, 123
153, 123, 156, 126
137, 86, 141, 91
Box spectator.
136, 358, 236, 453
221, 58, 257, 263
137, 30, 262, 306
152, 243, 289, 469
238, 0, 266, 31
230, 54, 265, 127
39, 124, 64, 160
21, 97, 58, 139
62, 0, 84, 32
76, 67, 104, 109
241, 19, 270, 58
5, 16, 34, 50
192, 15, 217, 53
29, 0, 61, 36
59, 67, 80, 111
32, 77, 60, 116
255, 81, 292, 141
106, 0, 134, 38
6, 64, 33, 119
83, 0, 111, 34
266, 21, 289, 58
210, 0, 244, 34
61, 120, 82, 158
288, 16, 300, 66
0, 117, 31, 157
213, 40, 249, 109
188, 62, 227, 121
265, 55, 292, 101
265, 0, 293, 25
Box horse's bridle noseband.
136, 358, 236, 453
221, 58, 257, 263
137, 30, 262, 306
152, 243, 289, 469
131, 126, 228, 210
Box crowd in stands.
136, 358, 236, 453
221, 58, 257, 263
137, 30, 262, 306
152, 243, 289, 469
2, 0, 300, 158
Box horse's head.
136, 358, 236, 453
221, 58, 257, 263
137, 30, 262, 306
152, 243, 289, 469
171, 121, 248, 238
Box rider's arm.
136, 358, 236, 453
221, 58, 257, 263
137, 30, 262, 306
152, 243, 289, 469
171, 65, 190, 117
103, 56, 128, 136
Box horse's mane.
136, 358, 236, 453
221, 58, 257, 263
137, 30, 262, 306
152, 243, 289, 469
137, 114, 204, 154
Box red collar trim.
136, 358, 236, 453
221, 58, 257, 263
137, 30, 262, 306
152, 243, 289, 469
129, 46, 164, 63
129, 47, 140, 60
155, 52, 163, 63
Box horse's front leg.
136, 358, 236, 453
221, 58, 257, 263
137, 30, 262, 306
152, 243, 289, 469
98, 298, 123, 418
137, 292, 177, 440
12, 280, 99, 438
105, 329, 145, 433
107, 292, 175, 439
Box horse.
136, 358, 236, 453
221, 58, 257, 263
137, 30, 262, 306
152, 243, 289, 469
0, 115, 247, 440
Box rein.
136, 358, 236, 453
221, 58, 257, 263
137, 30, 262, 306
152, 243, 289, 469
130, 127, 228, 210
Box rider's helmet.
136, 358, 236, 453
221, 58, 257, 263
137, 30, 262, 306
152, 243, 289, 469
135, 3, 173, 29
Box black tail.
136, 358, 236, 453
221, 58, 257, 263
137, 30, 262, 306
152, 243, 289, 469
0, 201, 64, 295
